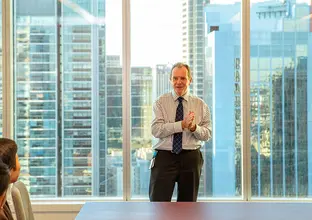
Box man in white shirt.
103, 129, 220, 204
149, 62, 212, 202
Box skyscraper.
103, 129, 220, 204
131, 65, 153, 196
204, 0, 312, 196
61, 0, 106, 197
14, 0, 107, 197
15, 0, 58, 196
182, 0, 213, 197
182, 0, 209, 98
155, 64, 171, 98
105, 55, 154, 197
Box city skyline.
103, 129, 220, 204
2, 0, 311, 199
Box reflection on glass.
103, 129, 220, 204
131, 0, 242, 198
14, 0, 122, 198
204, 1, 242, 197
250, 0, 312, 197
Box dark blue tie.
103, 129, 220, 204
172, 97, 184, 154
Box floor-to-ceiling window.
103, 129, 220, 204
14, 0, 122, 198
130, 0, 242, 199
204, 0, 242, 197
250, 0, 312, 198
1, 0, 310, 200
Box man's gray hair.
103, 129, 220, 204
170, 62, 192, 80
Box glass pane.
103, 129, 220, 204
131, 0, 242, 199
204, 0, 242, 197
0, 0, 2, 137
250, 0, 312, 198
14, 0, 122, 198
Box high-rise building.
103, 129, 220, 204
14, 0, 107, 197
204, 1, 241, 197
182, 0, 209, 98
107, 55, 121, 68
15, 0, 58, 196
155, 64, 171, 98
182, 0, 213, 197
61, 0, 106, 197
105, 55, 153, 197
204, 0, 312, 196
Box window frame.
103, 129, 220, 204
4, 0, 310, 202
0, 0, 251, 202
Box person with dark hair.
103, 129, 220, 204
0, 160, 13, 220
0, 138, 20, 184
0, 138, 21, 220
149, 62, 212, 202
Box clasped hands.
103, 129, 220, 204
181, 111, 196, 132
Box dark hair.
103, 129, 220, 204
0, 138, 18, 170
0, 160, 10, 195
170, 62, 192, 80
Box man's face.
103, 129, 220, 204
10, 154, 21, 183
171, 66, 192, 96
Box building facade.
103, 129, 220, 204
204, 0, 312, 196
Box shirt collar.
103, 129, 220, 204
171, 90, 190, 102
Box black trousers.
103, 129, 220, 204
149, 149, 203, 202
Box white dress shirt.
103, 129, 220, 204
151, 90, 212, 151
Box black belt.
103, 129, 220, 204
156, 149, 199, 154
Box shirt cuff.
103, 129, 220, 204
173, 121, 183, 133
191, 124, 199, 133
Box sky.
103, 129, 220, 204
101, 0, 311, 66
106, 0, 182, 67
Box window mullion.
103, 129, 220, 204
2, 0, 13, 138
122, 0, 131, 201
241, 0, 251, 201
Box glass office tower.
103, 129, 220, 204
182, 0, 210, 98
182, 0, 215, 197
14, 0, 58, 196
130, 66, 153, 196
204, 0, 312, 197
105, 55, 153, 197
155, 64, 171, 99
14, 0, 109, 197
13, 0, 311, 199
61, 0, 106, 196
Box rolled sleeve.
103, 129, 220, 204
173, 121, 183, 133
192, 103, 212, 141
151, 100, 182, 138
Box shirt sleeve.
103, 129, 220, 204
192, 102, 212, 141
151, 100, 183, 138
6, 184, 17, 220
